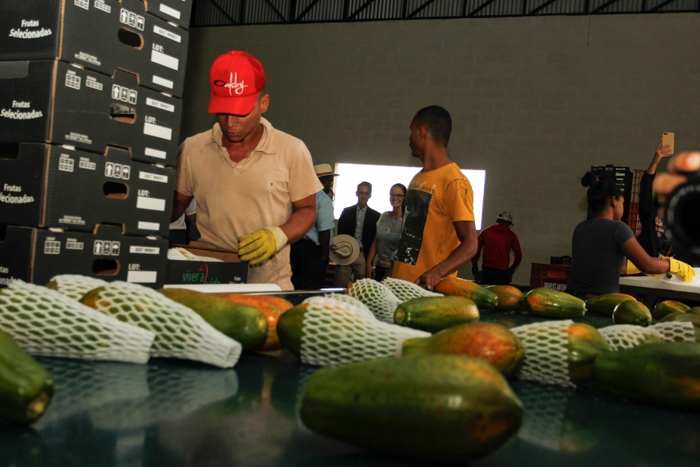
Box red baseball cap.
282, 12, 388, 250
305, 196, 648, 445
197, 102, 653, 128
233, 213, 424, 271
208, 51, 266, 116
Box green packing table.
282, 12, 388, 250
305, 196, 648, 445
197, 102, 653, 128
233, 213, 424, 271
2, 303, 700, 467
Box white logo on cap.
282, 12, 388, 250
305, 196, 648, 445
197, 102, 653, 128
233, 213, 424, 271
225, 72, 247, 95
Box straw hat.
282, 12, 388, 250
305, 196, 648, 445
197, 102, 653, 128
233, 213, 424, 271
329, 235, 361, 265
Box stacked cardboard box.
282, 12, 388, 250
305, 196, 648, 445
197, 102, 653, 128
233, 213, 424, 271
0, 0, 192, 288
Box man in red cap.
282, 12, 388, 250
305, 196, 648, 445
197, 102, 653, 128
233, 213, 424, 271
171, 51, 322, 289
471, 211, 522, 285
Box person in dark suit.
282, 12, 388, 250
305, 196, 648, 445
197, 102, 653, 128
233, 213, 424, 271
334, 181, 381, 287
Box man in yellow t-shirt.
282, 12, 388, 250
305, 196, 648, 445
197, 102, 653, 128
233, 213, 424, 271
391, 106, 478, 291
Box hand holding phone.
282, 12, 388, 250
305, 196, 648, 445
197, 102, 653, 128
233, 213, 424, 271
662, 132, 675, 155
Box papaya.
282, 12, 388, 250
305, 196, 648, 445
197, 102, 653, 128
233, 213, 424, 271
401, 322, 524, 377
216, 294, 293, 352
486, 285, 524, 311
585, 293, 635, 317
299, 354, 523, 463
0, 330, 55, 425
653, 300, 691, 321
394, 296, 479, 333
158, 288, 268, 349
433, 277, 498, 310
613, 300, 651, 326
525, 288, 586, 318
276, 304, 309, 355
567, 323, 611, 384
593, 342, 700, 410
688, 307, 700, 315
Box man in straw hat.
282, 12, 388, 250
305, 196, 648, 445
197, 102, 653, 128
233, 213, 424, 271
392, 105, 478, 291
171, 50, 322, 290
471, 211, 522, 285
290, 164, 337, 289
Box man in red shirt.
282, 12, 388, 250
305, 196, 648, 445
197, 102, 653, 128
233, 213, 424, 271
471, 211, 522, 285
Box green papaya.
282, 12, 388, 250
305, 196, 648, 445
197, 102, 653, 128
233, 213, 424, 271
276, 305, 308, 355
593, 342, 700, 410
394, 296, 479, 332
401, 322, 524, 377
613, 300, 651, 326
585, 293, 635, 317
525, 288, 586, 318
300, 354, 523, 463
567, 323, 612, 384
433, 277, 499, 310
653, 300, 690, 321
0, 330, 55, 425
158, 288, 268, 348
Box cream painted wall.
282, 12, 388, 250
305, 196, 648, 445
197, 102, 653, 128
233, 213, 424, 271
180, 14, 700, 284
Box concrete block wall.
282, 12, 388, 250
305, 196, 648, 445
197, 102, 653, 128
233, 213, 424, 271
180, 14, 700, 285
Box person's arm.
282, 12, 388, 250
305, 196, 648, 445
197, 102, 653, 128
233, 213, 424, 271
238, 194, 316, 264
319, 229, 331, 263
510, 234, 522, 270
281, 193, 317, 243
471, 231, 484, 273
647, 140, 673, 175
171, 191, 194, 222
417, 220, 478, 291
366, 236, 379, 279
621, 237, 670, 274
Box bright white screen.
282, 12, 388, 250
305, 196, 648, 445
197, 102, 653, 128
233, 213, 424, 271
332, 163, 484, 230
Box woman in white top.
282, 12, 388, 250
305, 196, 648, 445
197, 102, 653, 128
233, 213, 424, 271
366, 183, 406, 281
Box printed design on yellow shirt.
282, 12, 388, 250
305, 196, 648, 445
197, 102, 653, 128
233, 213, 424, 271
396, 186, 433, 266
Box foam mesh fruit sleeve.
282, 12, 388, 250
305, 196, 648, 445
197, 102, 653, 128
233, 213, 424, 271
80, 281, 242, 368
0, 280, 154, 364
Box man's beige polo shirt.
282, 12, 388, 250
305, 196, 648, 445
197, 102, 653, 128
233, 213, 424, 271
175, 117, 322, 289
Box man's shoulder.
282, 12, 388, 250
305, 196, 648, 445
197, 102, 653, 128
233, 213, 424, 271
181, 126, 216, 150
261, 118, 307, 152
367, 206, 381, 218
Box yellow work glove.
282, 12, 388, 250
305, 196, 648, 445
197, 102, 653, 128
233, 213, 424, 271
626, 260, 642, 275
664, 257, 697, 283
238, 227, 288, 265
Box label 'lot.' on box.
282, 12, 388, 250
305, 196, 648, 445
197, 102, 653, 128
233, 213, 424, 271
0, 60, 182, 166
0, 225, 168, 288
0, 0, 190, 97
0, 143, 175, 238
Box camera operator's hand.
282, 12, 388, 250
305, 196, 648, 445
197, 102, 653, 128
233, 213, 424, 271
653, 151, 700, 218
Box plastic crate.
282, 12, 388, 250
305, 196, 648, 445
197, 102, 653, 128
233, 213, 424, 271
530, 263, 571, 292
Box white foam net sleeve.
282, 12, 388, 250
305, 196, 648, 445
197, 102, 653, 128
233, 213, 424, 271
348, 278, 402, 323
382, 277, 443, 302
512, 320, 574, 388
0, 281, 154, 364
649, 321, 696, 343
599, 324, 662, 351
321, 293, 374, 318
299, 296, 429, 367
47, 274, 109, 301
83, 282, 242, 368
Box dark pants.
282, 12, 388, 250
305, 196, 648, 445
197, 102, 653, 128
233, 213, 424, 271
290, 239, 324, 290
482, 267, 512, 286
373, 265, 390, 282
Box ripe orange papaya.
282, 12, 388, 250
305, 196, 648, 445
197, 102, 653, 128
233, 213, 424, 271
486, 285, 524, 311
401, 322, 524, 377
217, 294, 294, 351
433, 277, 498, 310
